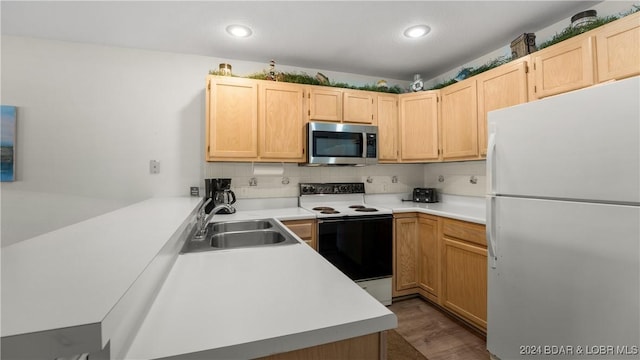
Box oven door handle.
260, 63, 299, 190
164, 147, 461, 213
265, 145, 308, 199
318, 215, 392, 224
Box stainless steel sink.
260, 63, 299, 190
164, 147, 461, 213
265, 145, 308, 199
181, 219, 299, 253
210, 230, 289, 248
211, 219, 272, 233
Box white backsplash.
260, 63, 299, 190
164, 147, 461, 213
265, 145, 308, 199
203, 163, 424, 198
424, 161, 487, 197
203, 161, 487, 198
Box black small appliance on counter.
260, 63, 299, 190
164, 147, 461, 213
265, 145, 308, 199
204, 178, 236, 214
413, 188, 438, 203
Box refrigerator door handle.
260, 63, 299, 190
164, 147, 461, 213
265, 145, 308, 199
487, 196, 497, 269
487, 126, 497, 196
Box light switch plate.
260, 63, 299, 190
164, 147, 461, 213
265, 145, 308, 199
150, 160, 160, 174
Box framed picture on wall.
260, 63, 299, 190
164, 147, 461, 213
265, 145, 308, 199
1, 105, 16, 182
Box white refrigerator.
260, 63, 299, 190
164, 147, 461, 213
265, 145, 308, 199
486, 77, 640, 360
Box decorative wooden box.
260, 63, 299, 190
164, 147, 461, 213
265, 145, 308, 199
510, 33, 536, 59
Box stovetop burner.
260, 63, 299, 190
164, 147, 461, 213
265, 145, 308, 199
355, 208, 378, 212
320, 210, 340, 214
299, 182, 392, 218
313, 206, 335, 211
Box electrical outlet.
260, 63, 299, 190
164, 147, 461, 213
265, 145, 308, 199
150, 160, 160, 174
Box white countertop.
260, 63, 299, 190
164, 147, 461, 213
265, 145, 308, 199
366, 193, 486, 224
2, 193, 482, 359
1, 197, 202, 358
124, 243, 396, 360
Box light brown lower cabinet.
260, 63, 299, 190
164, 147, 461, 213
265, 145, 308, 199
256, 332, 384, 360
393, 213, 439, 302
393, 213, 487, 332
282, 219, 317, 250
417, 215, 439, 301
393, 214, 419, 293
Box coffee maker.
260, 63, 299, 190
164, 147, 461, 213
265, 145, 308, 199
204, 178, 237, 214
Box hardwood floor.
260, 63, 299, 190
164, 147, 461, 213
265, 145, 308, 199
388, 297, 489, 360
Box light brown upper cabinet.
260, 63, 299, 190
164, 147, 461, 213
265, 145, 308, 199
440, 79, 478, 160
531, 33, 596, 99
206, 76, 305, 162
259, 82, 306, 161
308, 87, 343, 122
377, 94, 399, 162
596, 11, 640, 82
398, 91, 440, 162
308, 87, 375, 124
343, 90, 376, 124
206, 76, 259, 160
476, 57, 530, 156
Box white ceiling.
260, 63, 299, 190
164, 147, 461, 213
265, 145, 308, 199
1, 1, 603, 81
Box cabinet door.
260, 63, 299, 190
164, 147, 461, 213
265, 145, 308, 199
441, 237, 487, 330
441, 79, 478, 160
394, 216, 418, 292
399, 91, 440, 161
596, 12, 640, 82
377, 94, 399, 162
532, 35, 595, 99
308, 87, 342, 122
418, 215, 439, 299
343, 90, 374, 124
206, 77, 258, 160
476, 59, 529, 156
259, 82, 305, 161
282, 219, 317, 250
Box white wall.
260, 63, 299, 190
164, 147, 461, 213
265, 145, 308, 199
0, 36, 407, 246
424, 161, 486, 197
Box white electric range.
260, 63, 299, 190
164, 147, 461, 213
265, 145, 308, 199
299, 183, 393, 305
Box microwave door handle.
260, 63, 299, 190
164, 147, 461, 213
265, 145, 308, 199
362, 133, 367, 159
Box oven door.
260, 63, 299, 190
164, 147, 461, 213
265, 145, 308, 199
317, 215, 392, 281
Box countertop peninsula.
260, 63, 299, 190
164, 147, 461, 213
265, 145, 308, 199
2, 193, 484, 359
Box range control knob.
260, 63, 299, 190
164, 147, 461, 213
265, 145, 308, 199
301, 185, 315, 194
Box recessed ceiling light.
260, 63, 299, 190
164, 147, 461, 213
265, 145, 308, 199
403, 25, 431, 38
226, 24, 253, 38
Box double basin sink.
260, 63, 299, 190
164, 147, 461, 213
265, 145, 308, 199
181, 218, 300, 253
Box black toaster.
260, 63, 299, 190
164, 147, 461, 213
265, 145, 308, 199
413, 188, 438, 203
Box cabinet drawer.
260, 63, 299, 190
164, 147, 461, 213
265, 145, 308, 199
284, 222, 313, 239
442, 218, 486, 247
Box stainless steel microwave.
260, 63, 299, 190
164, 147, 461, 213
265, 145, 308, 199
306, 122, 378, 166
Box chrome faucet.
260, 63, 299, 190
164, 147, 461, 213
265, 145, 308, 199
194, 199, 234, 240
